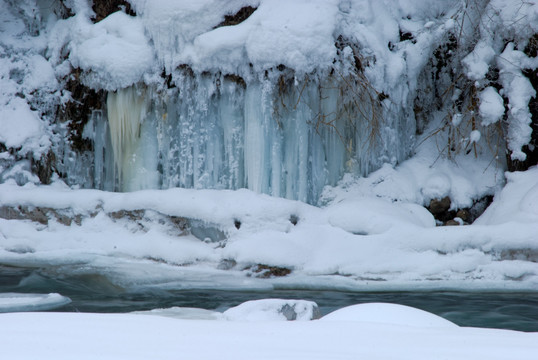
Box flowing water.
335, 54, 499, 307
1, 265, 537, 332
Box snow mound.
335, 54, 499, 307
68, 11, 154, 90
321, 303, 457, 328
0, 293, 71, 313
322, 138, 503, 210
475, 167, 538, 225
326, 198, 435, 235
223, 299, 320, 321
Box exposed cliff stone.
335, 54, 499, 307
214, 6, 257, 28
91, 0, 135, 23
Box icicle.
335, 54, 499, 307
80, 71, 415, 204
244, 81, 269, 194
106, 85, 149, 189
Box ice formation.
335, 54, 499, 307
97, 71, 411, 202
2, 0, 537, 203
106, 86, 156, 191
0, 293, 71, 313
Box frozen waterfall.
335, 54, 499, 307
87, 71, 414, 204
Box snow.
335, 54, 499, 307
126, 0, 338, 76
223, 299, 319, 321
479, 86, 505, 126
321, 303, 457, 328
470, 130, 481, 144
68, 11, 155, 90
462, 0, 538, 161
0, 164, 536, 291
496, 43, 536, 161
325, 198, 435, 235
0, 0, 537, 295
0, 98, 50, 155
134, 307, 224, 320
462, 40, 495, 81
475, 166, 538, 225
0, 292, 71, 312
321, 136, 504, 210
1, 2, 538, 356
0, 307, 537, 360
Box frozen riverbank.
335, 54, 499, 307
1, 165, 537, 292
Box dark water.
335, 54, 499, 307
1, 265, 537, 332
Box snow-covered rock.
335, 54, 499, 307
223, 299, 320, 321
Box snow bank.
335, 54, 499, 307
321, 303, 457, 328
0, 176, 537, 291
475, 167, 538, 225
321, 137, 504, 209
0, 309, 536, 360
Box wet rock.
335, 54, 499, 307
234, 219, 241, 229
289, 214, 299, 226
215, 6, 257, 28
250, 264, 292, 278
428, 196, 456, 223
0, 206, 25, 221
428, 196, 451, 215
223, 74, 246, 88
107, 209, 145, 221
60, 69, 106, 155
217, 259, 237, 270
456, 209, 471, 222
0, 205, 75, 226
31, 150, 56, 185
189, 219, 227, 243
92, 0, 136, 23
469, 195, 494, 222
444, 219, 462, 226
499, 249, 538, 263
169, 216, 189, 233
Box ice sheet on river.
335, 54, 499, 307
0, 293, 71, 313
